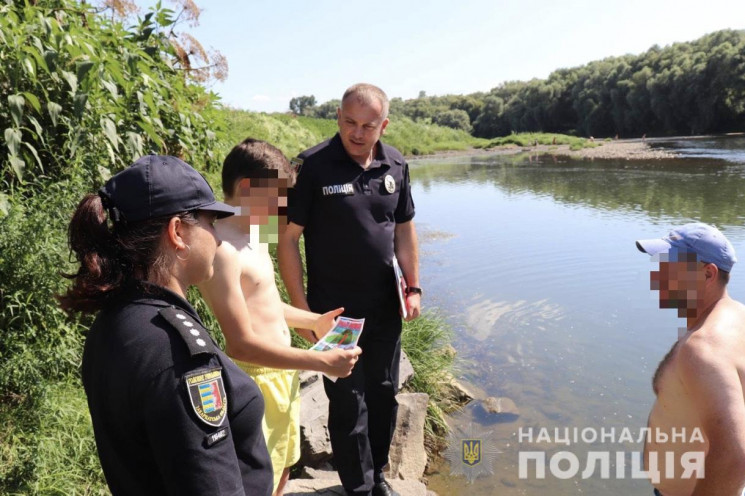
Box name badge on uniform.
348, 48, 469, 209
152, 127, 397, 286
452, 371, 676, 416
384, 174, 396, 194
321, 183, 354, 196
185, 368, 227, 427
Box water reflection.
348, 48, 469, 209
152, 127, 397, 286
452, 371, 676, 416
411, 145, 745, 230
413, 137, 745, 495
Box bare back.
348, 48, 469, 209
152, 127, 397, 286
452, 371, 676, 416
646, 297, 745, 495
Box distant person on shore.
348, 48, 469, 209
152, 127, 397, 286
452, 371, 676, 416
642, 133, 647, 142
637, 222, 745, 496
198, 139, 361, 496
278, 83, 421, 496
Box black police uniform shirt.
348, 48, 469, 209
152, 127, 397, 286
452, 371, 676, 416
82, 283, 273, 496
288, 133, 415, 315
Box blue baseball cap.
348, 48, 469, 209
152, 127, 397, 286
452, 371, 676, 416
636, 222, 737, 272
98, 155, 235, 223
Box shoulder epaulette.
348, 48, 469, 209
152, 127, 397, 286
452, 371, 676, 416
159, 306, 217, 357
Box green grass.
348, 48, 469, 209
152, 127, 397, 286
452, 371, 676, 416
216, 108, 488, 159
1, 380, 109, 495
484, 132, 596, 150
400, 312, 458, 447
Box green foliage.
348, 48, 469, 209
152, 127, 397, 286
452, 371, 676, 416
0, 177, 88, 399
218, 109, 487, 158
341, 30, 745, 139
401, 312, 457, 442
0, 1, 221, 188
218, 109, 337, 158
289, 95, 317, 116
432, 109, 471, 132
485, 132, 592, 150
1, 379, 109, 495
308, 99, 340, 120
0, 1, 225, 490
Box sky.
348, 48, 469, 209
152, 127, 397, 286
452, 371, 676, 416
151, 0, 745, 113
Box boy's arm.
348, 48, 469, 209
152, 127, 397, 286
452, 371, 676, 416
198, 244, 359, 375
282, 303, 344, 343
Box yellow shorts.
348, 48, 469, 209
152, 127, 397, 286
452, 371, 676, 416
233, 360, 300, 493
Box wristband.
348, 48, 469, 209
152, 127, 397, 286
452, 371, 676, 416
405, 286, 423, 296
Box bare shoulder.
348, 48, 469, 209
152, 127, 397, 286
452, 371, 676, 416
678, 298, 745, 375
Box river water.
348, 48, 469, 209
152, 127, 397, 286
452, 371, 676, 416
412, 136, 745, 495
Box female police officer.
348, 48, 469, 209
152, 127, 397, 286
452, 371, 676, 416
59, 155, 273, 496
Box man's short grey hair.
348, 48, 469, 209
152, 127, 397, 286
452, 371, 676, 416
341, 83, 389, 119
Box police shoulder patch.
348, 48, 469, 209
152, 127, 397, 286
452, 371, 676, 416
185, 367, 228, 427
159, 306, 216, 357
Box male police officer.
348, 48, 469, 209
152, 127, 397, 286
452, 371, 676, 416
278, 83, 421, 496
637, 223, 745, 495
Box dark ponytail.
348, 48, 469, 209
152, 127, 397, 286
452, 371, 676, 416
58, 194, 197, 314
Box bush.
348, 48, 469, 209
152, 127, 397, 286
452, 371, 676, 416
432, 109, 471, 132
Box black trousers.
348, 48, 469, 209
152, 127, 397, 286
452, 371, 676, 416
323, 311, 402, 496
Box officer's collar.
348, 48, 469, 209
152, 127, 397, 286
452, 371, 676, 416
122, 281, 203, 324
331, 133, 392, 169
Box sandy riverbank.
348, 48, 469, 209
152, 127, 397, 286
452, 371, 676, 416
408, 140, 679, 161
553, 140, 679, 160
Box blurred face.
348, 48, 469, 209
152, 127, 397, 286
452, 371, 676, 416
337, 96, 389, 164
233, 177, 288, 224
232, 176, 289, 244
650, 252, 707, 318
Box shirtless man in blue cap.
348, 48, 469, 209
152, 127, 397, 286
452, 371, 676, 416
637, 222, 745, 496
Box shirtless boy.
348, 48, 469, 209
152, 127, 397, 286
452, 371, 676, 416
199, 138, 361, 496
637, 222, 745, 496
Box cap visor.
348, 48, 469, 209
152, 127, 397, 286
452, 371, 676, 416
199, 201, 236, 218
636, 238, 671, 256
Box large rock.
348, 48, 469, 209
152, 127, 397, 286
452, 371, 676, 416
385, 392, 429, 481
298, 351, 417, 467
285, 475, 430, 496
298, 371, 332, 465
399, 351, 415, 389
475, 396, 520, 423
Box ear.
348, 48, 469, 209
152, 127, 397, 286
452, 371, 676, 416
703, 262, 718, 285
165, 216, 187, 251
380, 117, 390, 135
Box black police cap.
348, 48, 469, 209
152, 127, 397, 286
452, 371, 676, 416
98, 155, 235, 223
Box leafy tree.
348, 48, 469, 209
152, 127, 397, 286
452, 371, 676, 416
289, 95, 317, 115
311, 99, 340, 120
432, 109, 471, 131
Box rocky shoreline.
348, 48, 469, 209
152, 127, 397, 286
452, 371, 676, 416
285, 352, 520, 496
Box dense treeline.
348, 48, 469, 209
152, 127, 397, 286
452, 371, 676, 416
302, 30, 745, 138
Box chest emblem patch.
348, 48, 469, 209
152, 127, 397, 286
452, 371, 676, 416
384, 174, 396, 194
185, 368, 227, 427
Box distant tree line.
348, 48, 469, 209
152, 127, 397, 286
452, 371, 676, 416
293, 30, 745, 138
